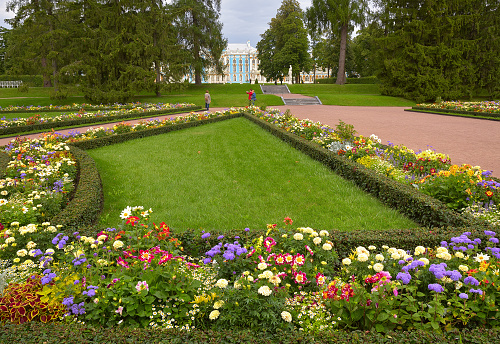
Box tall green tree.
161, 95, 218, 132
306, 0, 369, 84
0, 27, 9, 74
375, 0, 500, 102
171, 0, 226, 85
6, 0, 74, 90
257, 0, 310, 84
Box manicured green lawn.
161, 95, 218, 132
87, 117, 417, 232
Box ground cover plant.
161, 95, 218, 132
87, 117, 416, 231
1, 105, 499, 339
415, 101, 500, 114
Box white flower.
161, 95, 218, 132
113, 240, 124, 249
281, 311, 292, 322
209, 310, 220, 320
257, 262, 268, 270
356, 246, 369, 255
368, 245, 376, 250
391, 252, 401, 260
414, 246, 426, 255
387, 247, 397, 254
258, 285, 272, 296
213, 300, 224, 309
269, 275, 281, 286
120, 206, 132, 219
26, 241, 37, 250
313, 237, 322, 245
373, 263, 384, 272
259, 270, 273, 280
247, 276, 254, 282
459, 265, 469, 272
45, 248, 55, 255
293, 233, 303, 241
375, 254, 385, 261
455, 252, 465, 259
16, 249, 28, 257
322, 243, 332, 251
382, 245, 389, 250
418, 258, 430, 266
357, 253, 368, 262
215, 279, 228, 288
436, 247, 448, 254
474, 253, 490, 263
319, 230, 329, 237
342, 258, 352, 265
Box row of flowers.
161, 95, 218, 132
251, 109, 500, 226
1, 208, 500, 333
0, 102, 196, 129
414, 101, 500, 114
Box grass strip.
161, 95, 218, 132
87, 116, 417, 232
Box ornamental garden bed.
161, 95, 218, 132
407, 101, 500, 120
0, 107, 499, 341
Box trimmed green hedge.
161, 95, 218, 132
49, 146, 103, 231
407, 107, 500, 120
1, 322, 499, 343
0, 151, 9, 178
315, 76, 380, 84
0, 106, 202, 136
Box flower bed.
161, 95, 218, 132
0, 102, 200, 136
409, 101, 500, 120
1, 105, 500, 337
0, 102, 170, 113
1, 209, 500, 334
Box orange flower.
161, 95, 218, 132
486, 190, 494, 197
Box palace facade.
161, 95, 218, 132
184, 41, 330, 84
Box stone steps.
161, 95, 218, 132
260, 85, 290, 94
282, 97, 322, 106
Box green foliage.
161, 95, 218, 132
257, 0, 310, 84
375, 0, 500, 102
0, 274, 66, 324
334, 120, 357, 143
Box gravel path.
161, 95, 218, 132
1, 104, 498, 178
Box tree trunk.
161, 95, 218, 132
52, 58, 58, 92
41, 57, 52, 87
192, 13, 202, 85
336, 23, 348, 85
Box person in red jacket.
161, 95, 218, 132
246, 89, 254, 106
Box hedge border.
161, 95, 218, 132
2, 321, 499, 343
0, 105, 202, 136
407, 107, 500, 120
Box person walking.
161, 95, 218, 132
204, 90, 211, 111
246, 89, 254, 107
251, 90, 256, 106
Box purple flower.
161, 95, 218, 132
398, 260, 406, 265
469, 288, 483, 295
203, 257, 212, 264
459, 293, 469, 299
428, 283, 444, 293
448, 270, 462, 282
223, 250, 235, 261
217, 235, 224, 240
201, 232, 211, 239
396, 272, 412, 285
485, 230, 496, 236
464, 276, 480, 286
489, 238, 499, 244
245, 228, 250, 232
440, 241, 448, 247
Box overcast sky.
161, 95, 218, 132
0, 0, 313, 47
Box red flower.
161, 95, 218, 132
126, 216, 140, 226
283, 217, 293, 225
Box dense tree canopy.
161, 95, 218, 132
257, 0, 310, 84
306, 0, 369, 84
374, 0, 500, 102
4, 0, 226, 102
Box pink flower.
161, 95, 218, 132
116, 257, 129, 268
135, 281, 149, 292
158, 252, 173, 265
115, 306, 124, 316
264, 237, 277, 252
316, 272, 326, 286
294, 271, 307, 284
139, 250, 154, 263
293, 253, 305, 266
305, 245, 314, 256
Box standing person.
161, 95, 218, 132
251, 90, 256, 106
204, 90, 211, 111
246, 89, 254, 107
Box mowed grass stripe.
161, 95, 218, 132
87, 117, 417, 232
